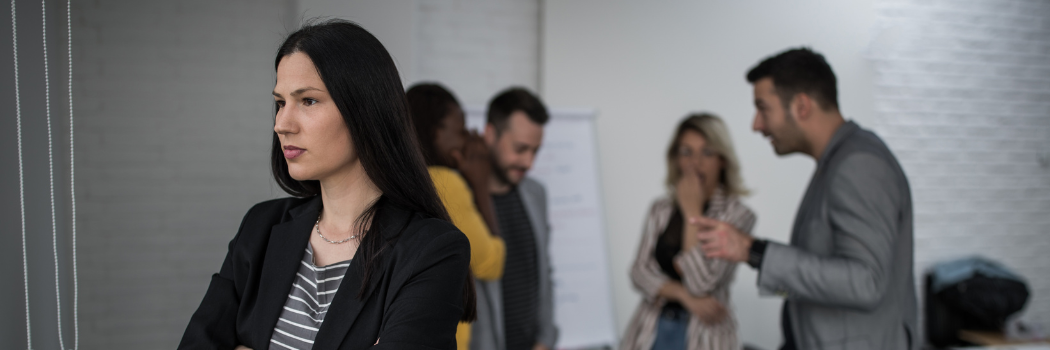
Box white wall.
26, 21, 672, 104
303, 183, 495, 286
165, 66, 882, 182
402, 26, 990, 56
413, 0, 540, 105
542, 2, 879, 348
869, 0, 1050, 330
295, 0, 418, 86
297, 0, 540, 105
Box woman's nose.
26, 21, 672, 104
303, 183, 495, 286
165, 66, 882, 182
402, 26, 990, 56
274, 108, 295, 135
682, 158, 698, 171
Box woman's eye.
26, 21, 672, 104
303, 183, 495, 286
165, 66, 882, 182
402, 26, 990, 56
303, 98, 318, 106
275, 100, 285, 109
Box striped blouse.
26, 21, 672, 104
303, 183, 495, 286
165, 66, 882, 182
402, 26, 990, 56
620, 189, 757, 350
269, 243, 351, 350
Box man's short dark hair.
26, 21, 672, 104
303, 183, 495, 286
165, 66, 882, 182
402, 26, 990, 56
486, 87, 549, 133
746, 47, 839, 112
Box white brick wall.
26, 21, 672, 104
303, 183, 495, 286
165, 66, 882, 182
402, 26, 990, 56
412, 0, 540, 105
870, 0, 1050, 332
74, 0, 288, 347
298, 0, 542, 105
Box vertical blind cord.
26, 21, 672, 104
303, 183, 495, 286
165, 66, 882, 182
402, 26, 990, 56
67, 0, 78, 348
11, 0, 79, 346
40, 0, 68, 348
11, 0, 32, 348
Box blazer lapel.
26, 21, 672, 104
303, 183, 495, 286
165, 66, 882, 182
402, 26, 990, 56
791, 121, 859, 246
313, 200, 414, 348
517, 180, 548, 251
253, 196, 320, 346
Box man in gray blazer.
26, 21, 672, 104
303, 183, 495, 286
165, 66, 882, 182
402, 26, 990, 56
473, 87, 558, 350
696, 48, 918, 350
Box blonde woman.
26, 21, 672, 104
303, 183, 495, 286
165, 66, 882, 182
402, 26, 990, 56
621, 113, 757, 350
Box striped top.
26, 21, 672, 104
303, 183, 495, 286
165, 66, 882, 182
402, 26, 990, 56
620, 188, 757, 350
492, 188, 540, 350
269, 243, 351, 350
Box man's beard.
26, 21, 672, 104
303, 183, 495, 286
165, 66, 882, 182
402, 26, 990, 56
490, 157, 527, 187
491, 160, 513, 186
773, 110, 809, 156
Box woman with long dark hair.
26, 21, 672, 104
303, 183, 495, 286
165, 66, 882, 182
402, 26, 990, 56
179, 20, 475, 350
406, 83, 505, 350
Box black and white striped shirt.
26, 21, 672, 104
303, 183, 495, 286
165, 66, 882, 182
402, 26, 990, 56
269, 244, 351, 350
492, 189, 540, 350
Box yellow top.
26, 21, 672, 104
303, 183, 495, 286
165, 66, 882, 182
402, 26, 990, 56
429, 166, 506, 350
429, 166, 506, 280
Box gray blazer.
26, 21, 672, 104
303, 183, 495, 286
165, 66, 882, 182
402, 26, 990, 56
758, 121, 919, 350
471, 177, 559, 350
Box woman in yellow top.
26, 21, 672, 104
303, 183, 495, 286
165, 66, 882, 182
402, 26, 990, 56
407, 83, 505, 350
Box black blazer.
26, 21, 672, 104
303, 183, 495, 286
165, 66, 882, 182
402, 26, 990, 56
178, 196, 470, 349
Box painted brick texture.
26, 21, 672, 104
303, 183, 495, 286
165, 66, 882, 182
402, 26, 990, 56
413, 0, 540, 105
871, 0, 1050, 331
74, 0, 288, 347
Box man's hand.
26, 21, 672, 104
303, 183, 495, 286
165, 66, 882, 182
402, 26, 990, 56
532, 344, 550, 350
693, 216, 752, 263
234, 346, 252, 350
682, 295, 728, 325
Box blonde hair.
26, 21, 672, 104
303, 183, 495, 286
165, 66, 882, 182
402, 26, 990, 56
665, 113, 750, 197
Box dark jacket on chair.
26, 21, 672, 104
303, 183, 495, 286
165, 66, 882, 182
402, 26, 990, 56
178, 196, 471, 350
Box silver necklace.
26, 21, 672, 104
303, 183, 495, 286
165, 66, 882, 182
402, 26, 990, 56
315, 211, 356, 244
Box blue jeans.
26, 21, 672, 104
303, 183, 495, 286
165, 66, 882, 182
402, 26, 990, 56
651, 306, 689, 350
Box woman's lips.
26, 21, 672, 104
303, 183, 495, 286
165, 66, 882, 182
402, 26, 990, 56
283, 146, 305, 159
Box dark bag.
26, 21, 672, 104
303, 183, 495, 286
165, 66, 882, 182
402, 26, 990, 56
939, 273, 1029, 330
925, 257, 1030, 348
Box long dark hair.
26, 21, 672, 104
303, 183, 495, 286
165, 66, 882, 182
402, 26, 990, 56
271, 19, 475, 321
406, 83, 461, 167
